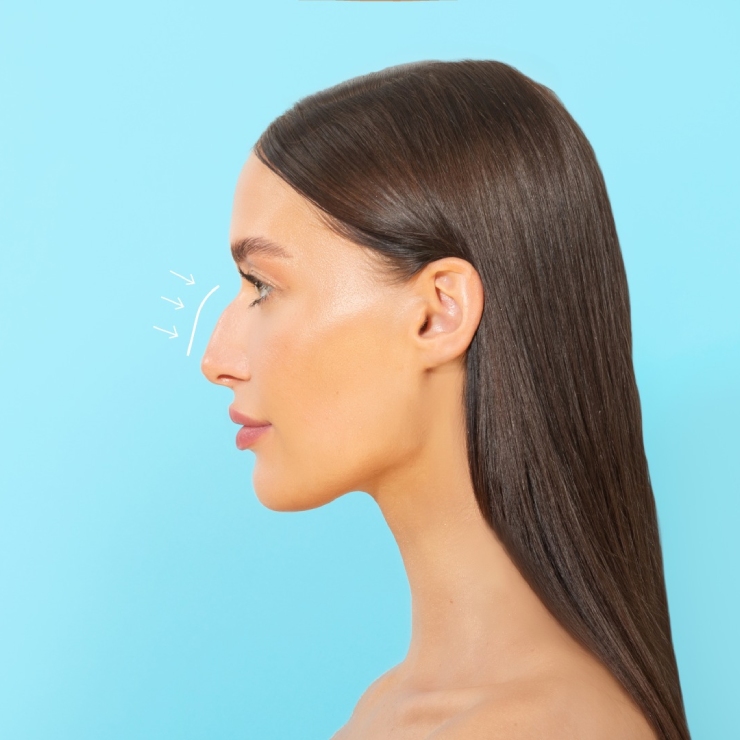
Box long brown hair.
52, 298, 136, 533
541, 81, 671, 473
252, 59, 690, 740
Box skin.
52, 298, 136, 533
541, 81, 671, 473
201, 152, 658, 739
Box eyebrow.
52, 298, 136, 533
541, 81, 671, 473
230, 235, 294, 263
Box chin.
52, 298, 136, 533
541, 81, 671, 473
252, 475, 342, 513
256, 493, 316, 513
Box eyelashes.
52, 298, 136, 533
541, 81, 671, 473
238, 268, 273, 307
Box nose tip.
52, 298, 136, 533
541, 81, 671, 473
200, 351, 218, 384
200, 338, 236, 387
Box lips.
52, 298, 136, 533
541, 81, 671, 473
229, 406, 271, 450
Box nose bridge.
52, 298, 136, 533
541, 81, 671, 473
201, 298, 249, 384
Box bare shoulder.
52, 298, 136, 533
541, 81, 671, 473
428, 672, 658, 740
330, 665, 404, 739
351, 664, 404, 715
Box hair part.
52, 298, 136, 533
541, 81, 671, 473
253, 59, 690, 740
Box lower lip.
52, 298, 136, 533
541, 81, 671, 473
236, 424, 271, 450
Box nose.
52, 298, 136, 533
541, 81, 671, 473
200, 301, 250, 387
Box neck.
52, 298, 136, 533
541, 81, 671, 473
369, 391, 580, 691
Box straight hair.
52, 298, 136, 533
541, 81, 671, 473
253, 59, 690, 740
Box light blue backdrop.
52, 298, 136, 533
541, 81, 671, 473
1, 1, 737, 738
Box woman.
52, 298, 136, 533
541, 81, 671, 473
201, 60, 691, 739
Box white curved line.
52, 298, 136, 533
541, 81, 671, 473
187, 285, 220, 357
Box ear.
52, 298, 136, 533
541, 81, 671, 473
412, 257, 484, 369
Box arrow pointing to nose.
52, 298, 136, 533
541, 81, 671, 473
161, 296, 184, 310
170, 270, 195, 286
153, 325, 178, 339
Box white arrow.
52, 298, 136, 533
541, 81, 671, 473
153, 325, 178, 339
169, 270, 195, 286
161, 296, 184, 310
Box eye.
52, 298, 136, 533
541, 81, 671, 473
238, 268, 274, 307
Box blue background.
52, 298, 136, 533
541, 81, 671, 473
1, 1, 737, 738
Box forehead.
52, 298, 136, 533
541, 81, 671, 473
230, 153, 343, 269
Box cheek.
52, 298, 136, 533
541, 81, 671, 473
252, 311, 419, 507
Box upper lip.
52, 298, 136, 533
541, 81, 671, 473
229, 407, 271, 427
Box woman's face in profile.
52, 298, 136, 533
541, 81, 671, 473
201, 153, 429, 511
